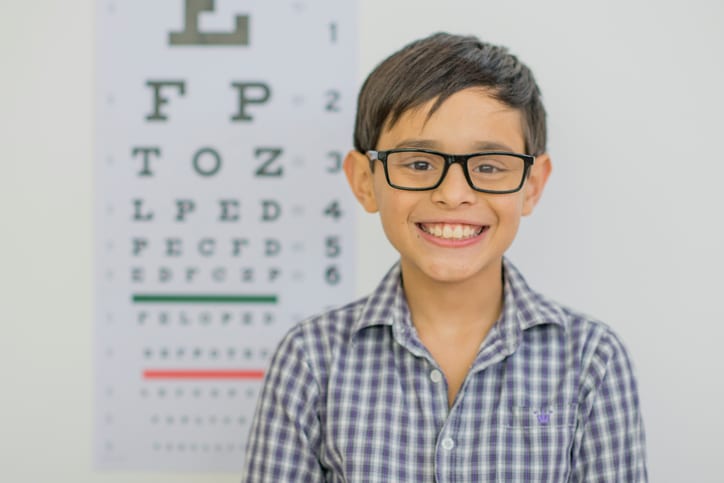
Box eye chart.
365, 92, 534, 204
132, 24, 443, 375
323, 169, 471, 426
94, 0, 357, 471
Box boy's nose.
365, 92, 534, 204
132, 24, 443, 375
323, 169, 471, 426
431, 164, 476, 206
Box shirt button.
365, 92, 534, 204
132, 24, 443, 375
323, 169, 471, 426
430, 369, 443, 384
441, 437, 455, 451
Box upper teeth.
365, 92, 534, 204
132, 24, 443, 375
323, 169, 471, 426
421, 223, 482, 240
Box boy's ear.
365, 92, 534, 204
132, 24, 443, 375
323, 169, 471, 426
343, 150, 379, 213
522, 153, 552, 216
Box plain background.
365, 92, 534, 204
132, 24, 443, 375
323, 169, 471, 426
2, 0, 723, 481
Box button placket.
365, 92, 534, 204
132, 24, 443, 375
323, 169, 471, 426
426, 364, 448, 421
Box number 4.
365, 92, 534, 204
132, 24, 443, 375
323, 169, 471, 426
323, 200, 342, 220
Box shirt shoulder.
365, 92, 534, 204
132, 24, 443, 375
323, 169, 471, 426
532, 298, 639, 419
546, 292, 633, 369
270, 294, 372, 394
503, 259, 638, 400
505, 258, 628, 344
273, 262, 403, 384
290, 295, 368, 350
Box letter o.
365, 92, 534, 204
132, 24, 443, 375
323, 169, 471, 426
192, 147, 222, 177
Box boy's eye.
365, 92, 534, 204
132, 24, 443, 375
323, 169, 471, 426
469, 155, 518, 175
406, 160, 434, 171
473, 164, 504, 174
388, 151, 443, 173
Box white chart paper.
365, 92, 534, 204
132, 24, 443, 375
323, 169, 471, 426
94, 0, 357, 471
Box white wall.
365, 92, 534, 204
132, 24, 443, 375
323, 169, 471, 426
2, 0, 723, 481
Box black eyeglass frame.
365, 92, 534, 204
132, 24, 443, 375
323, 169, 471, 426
365, 148, 536, 194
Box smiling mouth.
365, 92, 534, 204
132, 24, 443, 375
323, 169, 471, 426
418, 223, 486, 240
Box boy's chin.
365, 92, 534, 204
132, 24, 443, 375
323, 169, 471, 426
402, 257, 503, 286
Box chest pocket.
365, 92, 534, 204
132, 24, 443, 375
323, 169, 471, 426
493, 403, 578, 483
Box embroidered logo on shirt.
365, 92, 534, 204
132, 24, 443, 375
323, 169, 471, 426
535, 410, 551, 425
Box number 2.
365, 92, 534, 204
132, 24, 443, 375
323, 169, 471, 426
325, 90, 340, 112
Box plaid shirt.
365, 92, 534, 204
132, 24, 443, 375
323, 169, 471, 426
242, 259, 647, 482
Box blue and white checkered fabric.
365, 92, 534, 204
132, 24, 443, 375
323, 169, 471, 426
242, 258, 647, 482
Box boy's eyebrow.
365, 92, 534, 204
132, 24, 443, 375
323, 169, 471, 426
392, 139, 517, 152
392, 139, 439, 149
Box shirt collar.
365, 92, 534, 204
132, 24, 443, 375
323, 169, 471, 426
501, 257, 567, 331
352, 263, 407, 334
352, 258, 566, 337
486, 258, 567, 357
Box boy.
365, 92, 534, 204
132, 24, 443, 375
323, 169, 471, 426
242, 33, 646, 482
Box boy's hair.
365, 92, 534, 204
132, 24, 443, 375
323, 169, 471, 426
354, 32, 547, 157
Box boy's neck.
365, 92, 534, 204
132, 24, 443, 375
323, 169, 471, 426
400, 259, 504, 340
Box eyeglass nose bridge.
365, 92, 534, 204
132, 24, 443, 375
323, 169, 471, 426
432, 153, 477, 190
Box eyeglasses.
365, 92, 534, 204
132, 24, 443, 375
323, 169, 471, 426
366, 148, 535, 194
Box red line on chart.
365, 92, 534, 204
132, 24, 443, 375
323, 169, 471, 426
143, 369, 265, 380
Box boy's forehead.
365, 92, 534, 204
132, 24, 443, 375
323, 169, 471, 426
379, 88, 526, 151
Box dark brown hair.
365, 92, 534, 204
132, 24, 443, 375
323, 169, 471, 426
354, 32, 547, 156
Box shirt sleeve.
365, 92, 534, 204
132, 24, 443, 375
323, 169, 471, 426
241, 327, 325, 482
571, 329, 648, 482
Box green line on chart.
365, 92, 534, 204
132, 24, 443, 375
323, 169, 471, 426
132, 294, 278, 304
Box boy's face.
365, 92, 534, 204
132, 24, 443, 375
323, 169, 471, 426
345, 87, 551, 287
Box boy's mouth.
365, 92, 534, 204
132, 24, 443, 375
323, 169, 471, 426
417, 222, 486, 241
